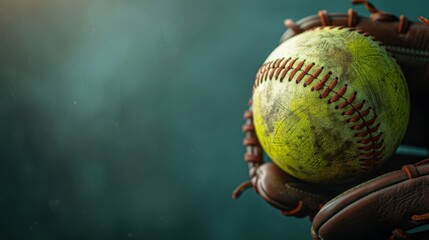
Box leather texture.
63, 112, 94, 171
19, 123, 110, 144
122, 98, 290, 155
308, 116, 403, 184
311, 160, 429, 240
233, 1, 429, 239
279, 10, 429, 102
255, 162, 343, 219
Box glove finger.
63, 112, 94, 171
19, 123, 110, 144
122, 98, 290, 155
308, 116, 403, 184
255, 162, 351, 219
311, 159, 429, 240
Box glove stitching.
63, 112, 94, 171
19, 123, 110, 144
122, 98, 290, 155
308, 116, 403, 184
284, 183, 324, 199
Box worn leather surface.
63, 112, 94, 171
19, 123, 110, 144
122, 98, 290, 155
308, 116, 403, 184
311, 160, 429, 240
279, 12, 429, 102
255, 163, 343, 219
250, 153, 423, 220
234, 3, 429, 239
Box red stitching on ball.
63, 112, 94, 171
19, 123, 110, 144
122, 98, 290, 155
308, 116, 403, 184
279, 57, 290, 68
273, 58, 282, 68
320, 87, 331, 98
289, 60, 305, 81
352, 115, 376, 130
312, 72, 331, 91
329, 84, 347, 103
284, 58, 298, 81
355, 123, 380, 137
336, 92, 356, 109
279, 58, 292, 81
358, 140, 384, 151
268, 68, 276, 80
296, 62, 313, 83
343, 101, 364, 115
304, 67, 323, 87
358, 132, 383, 144
328, 77, 338, 91
347, 107, 371, 122
360, 149, 383, 158
253, 51, 385, 171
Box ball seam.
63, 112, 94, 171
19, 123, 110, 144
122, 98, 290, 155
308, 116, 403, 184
253, 57, 385, 172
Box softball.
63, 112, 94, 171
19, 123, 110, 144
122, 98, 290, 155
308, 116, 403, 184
252, 26, 409, 184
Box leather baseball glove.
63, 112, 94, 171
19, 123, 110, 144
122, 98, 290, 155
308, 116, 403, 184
233, 1, 429, 239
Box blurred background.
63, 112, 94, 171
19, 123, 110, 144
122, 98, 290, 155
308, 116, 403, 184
0, 0, 427, 239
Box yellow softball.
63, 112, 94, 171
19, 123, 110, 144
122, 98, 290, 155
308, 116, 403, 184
252, 26, 410, 184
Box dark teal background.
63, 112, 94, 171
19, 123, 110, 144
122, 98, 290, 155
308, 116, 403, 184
0, 0, 426, 239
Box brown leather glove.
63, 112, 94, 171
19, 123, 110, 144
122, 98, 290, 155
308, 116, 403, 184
233, 1, 429, 239
311, 159, 429, 240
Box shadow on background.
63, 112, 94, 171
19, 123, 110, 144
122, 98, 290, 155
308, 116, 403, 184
0, 0, 426, 239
